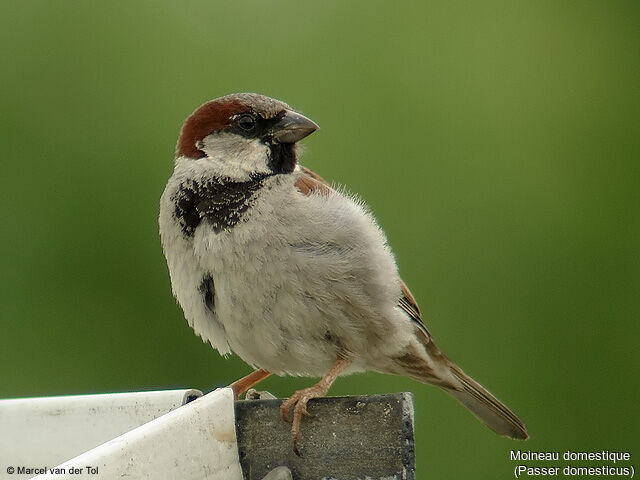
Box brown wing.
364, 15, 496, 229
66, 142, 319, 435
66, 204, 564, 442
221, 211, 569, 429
398, 281, 432, 340
294, 165, 332, 196
295, 166, 432, 340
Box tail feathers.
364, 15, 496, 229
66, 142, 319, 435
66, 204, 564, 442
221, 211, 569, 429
393, 334, 528, 439
445, 362, 529, 440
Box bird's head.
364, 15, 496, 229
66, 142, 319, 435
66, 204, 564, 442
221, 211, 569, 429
176, 93, 318, 177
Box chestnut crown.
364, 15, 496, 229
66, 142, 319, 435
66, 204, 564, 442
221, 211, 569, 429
176, 93, 318, 159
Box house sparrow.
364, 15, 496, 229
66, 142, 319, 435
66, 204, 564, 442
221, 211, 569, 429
159, 93, 528, 454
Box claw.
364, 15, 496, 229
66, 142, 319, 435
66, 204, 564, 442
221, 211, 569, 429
280, 398, 294, 423
282, 389, 321, 456
282, 411, 292, 423
293, 440, 302, 457
301, 405, 311, 417
278, 357, 350, 455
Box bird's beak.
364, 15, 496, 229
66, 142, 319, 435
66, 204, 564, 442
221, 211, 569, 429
271, 110, 319, 144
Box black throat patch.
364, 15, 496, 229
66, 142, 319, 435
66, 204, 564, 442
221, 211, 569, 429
268, 143, 297, 174
172, 174, 268, 237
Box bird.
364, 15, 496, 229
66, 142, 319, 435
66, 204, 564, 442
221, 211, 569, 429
159, 93, 528, 454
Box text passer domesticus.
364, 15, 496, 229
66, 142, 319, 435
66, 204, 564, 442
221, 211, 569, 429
159, 93, 528, 453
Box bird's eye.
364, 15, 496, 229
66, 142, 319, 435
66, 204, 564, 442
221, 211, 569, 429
237, 114, 256, 131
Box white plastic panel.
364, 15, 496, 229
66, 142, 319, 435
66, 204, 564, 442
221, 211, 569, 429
31, 388, 242, 480
0, 388, 201, 478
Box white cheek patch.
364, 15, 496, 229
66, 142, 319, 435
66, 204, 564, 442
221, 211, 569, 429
200, 132, 272, 178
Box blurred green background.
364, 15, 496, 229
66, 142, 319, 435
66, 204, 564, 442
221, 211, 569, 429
1, 1, 638, 477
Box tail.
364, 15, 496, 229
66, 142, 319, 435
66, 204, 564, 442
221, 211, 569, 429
443, 360, 529, 439
396, 336, 529, 440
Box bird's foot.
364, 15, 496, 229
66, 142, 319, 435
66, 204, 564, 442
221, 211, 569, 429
280, 381, 330, 456
245, 388, 277, 400
229, 369, 271, 400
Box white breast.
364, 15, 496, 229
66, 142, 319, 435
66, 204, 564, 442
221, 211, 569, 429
160, 163, 415, 376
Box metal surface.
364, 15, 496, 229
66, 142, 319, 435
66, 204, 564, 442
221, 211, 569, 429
235, 392, 415, 480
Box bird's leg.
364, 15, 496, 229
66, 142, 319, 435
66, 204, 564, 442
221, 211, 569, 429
229, 369, 271, 400
280, 357, 350, 456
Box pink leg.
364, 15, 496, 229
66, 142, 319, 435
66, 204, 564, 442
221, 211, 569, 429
229, 369, 272, 400
280, 357, 350, 456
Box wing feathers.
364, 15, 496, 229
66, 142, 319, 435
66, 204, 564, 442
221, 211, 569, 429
294, 165, 528, 440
